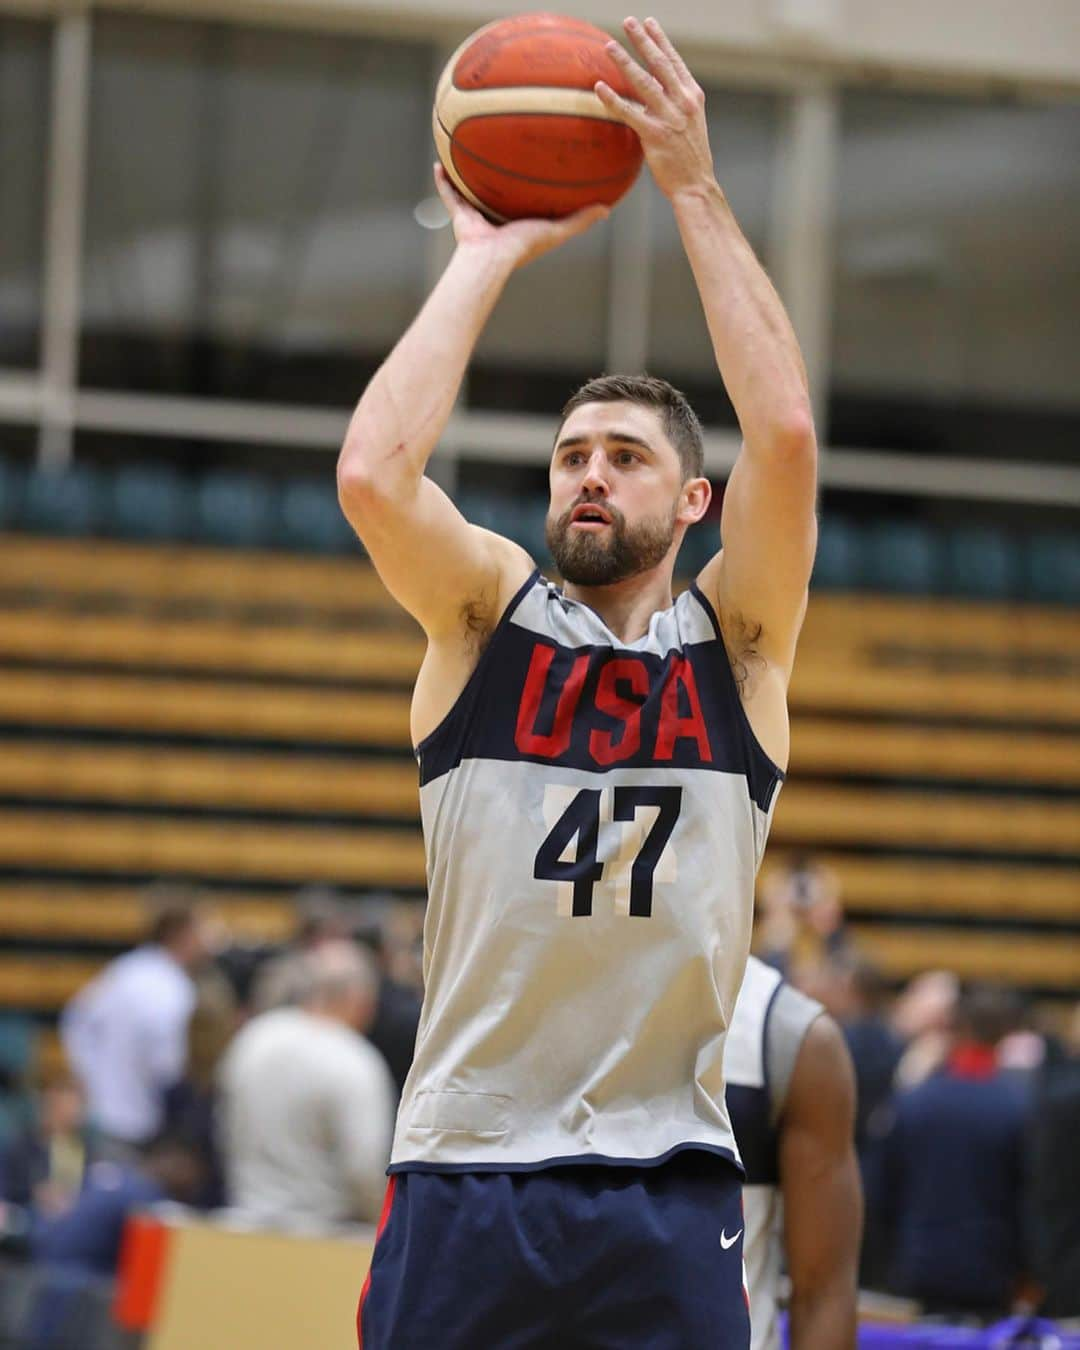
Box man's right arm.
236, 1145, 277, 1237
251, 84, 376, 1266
337, 167, 609, 640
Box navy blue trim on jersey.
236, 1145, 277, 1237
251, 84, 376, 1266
760, 974, 786, 1117
414, 565, 540, 761
417, 574, 784, 814
689, 580, 785, 812
387, 1139, 743, 1178
725, 1083, 779, 1186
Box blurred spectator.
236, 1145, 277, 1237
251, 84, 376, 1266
161, 968, 239, 1209
870, 984, 1031, 1316
0, 1073, 94, 1217
352, 894, 423, 1095
219, 941, 394, 1227
61, 889, 211, 1153
820, 955, 904, 1291
1027, 1002, 1080, 1317
756, 855, 848, 981
0, 1131, 205, 1278
891, 970, 959, 1089
823, 956, 904, 1151
248, 886, 352, 1014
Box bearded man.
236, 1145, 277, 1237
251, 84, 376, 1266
338, 16, 819, 1349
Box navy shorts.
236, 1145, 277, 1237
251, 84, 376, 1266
357, 1150, 750, 1349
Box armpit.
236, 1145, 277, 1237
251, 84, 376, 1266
719, 607, 766, 696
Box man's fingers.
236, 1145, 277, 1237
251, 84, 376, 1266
622, 15, 680, 98
594, 79, 653, 135
604, 39, 665, 111
641, 16, 695, 85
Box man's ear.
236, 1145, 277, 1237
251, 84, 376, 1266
678, 476, 712, 526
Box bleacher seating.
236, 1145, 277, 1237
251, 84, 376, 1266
0, 500, 1076, 1045
0, 453, 1077, 605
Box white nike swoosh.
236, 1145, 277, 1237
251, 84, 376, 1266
720, 1229, 742, 1250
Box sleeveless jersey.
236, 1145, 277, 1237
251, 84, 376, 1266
725, 955, 824, 1350
390, 569, 785, 1173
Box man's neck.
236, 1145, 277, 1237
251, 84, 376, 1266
561, 565, 677, 644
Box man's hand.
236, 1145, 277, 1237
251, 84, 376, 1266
594, 17, 715, 201
433, 163, 610, 271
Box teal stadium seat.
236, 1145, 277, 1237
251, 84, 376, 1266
0, 455, 24, 528
812, 516, 865, 591
108, 463, 195, 542
278, 478, 357, 554
22, 462, 104, 536
195, 470, 278, 548
1025, 534, 1080, 606
863, 520, 941, 595
678, 519, 721, 577
944, 526, 1019, 600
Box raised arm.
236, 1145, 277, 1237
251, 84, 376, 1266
780, 1015, 863, 1350
597, 18, 817, 677
337, 167, 608, 640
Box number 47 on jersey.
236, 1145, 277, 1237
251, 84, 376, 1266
535, 784, 682, 918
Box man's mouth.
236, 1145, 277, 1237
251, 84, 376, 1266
570, 503, 613, 528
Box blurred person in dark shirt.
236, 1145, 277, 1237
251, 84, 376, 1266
0, 1073, 94, 1216
1027, 1001, 1080, 1317
161, 967, 238, 1209
818, 954, 903, 1291
351, 894, 423, 1096
0, 1131, 205, 1278
870, 984, 1031, 1316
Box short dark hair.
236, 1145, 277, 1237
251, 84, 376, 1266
559, 374, 705, 482
144, 884, 201, 947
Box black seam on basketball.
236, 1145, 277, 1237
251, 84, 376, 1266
448, 117, 639, 190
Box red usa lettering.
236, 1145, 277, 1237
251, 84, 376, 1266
514, 644, 712, 766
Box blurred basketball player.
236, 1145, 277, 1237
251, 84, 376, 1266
726, 955, 862, 1350
338, 17, 817, 1348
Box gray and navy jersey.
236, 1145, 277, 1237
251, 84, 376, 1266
390, 569, 785, 1173
725, 955, 824, 1350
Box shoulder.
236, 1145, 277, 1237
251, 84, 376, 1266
783, 1013, 856, 1131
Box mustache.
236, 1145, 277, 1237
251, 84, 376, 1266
557, 495, 626, 530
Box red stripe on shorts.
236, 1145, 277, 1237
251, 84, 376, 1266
356, 1175, 398, 1350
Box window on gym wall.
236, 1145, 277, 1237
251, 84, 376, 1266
80, 15, 434, 407
0, 17, 51, 371
646, 87, 780, 428
831, 91, 1080, 464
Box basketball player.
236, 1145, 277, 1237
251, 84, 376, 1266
726, 955, 862, 1350
339, 16, 817, 1348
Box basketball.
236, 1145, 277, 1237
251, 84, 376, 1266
433, 12, 644, 222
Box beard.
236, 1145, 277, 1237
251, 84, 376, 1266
546, 497, 678, 587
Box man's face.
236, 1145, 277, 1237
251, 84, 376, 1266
547, 401, 686, 587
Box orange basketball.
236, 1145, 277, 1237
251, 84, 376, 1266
433, 13, 644, 222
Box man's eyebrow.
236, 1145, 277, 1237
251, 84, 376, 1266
554, 431, 655, 452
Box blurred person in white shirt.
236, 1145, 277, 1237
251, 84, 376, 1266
61, 889, 210, 1153
219, 940, 394, 1227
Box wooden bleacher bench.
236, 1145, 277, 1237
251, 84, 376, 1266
0, 535, 407, 620
0, 808, 426, 887
0, 741, 420, 818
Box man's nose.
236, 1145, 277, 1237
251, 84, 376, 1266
581, 450, 610, 495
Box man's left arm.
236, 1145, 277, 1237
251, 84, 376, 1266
780, 1015, 863, 1350
598, 18, 817, 675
